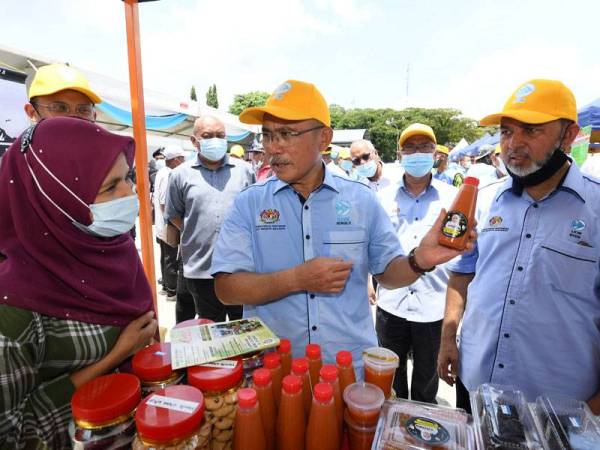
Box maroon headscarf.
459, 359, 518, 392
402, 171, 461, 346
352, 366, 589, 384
0, 117, 153, 327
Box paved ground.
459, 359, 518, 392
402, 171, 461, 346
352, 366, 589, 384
137, 221, 456, 407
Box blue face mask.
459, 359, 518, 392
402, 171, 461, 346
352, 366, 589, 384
199, 138, 227, 162
356, 160, 377, 178
340, 160, 354, 172
401, 153, 434, 178
73, 194, 140, 237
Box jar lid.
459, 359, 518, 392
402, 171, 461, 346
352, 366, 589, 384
136, 385, 205, 443
173, 318, 215, 329
362, 347, 399, 369
343, 382, 385, 413
187, 358, 243, 392
132, 342, 175, 382
71, 373, 140, 425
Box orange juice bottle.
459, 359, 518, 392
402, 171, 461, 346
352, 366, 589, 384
336, 350, 356, 399
319, 365, 343, 435
233, 388, 267, 450
276, 375, 305, 450
306, 382, 340, 450
253, 368, 276, 450
277, 339, 292, 377
305, 344, 322, 390
264, 352, 283, 409
439, 176, 479, 250
291, 357, 312, 420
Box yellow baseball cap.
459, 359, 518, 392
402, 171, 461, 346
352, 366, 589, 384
436, 144, 449, 155
239, 80, 330, 127
399, 123, 437, 147
495, 144, 501, 154
480, 79, 577, 126
338, 147, 351, 160
229, 144, 245, 158
28, 64, 101, 104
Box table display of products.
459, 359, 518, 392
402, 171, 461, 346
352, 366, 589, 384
133, 385, 210, 450
187, 358, 244, 450
372, 398, 476, 449
132, 342, 185, 397
69, 373, 141, 450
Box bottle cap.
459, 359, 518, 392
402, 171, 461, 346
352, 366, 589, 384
282, 375, 302, 394
291, 357, 309, 375
336, 350, 353, 367
319, 364, 339, 382
237, 388, 258, 408
313, 382, 333, 402
277, 338, 291, 354
464, 176, 479, 187
263, 352, 281, 369
305, 343, 321, 360
252, 368, 272, 387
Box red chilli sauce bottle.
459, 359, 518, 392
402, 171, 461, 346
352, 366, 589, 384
439, 176, 479, 250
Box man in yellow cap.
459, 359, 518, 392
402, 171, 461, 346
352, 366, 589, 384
432, 144, 453, 185
24, 64, 100, 123
229, 144, 245, 160
210, 80, 475, 366
437, 79, 600, 414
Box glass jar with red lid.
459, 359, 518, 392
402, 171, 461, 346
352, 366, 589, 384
172, 318, 215, 330
69, 373, 140, 449
132, 385, 210, 449
187, 358, 244, 449
132, 342, 184, 396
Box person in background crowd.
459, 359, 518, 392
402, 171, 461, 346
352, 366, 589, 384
581, 142, 600, 177
154, 145, 186, 301
0, 118, 156, 449
210, 79, 475, 366
338, 147, 366, 183
490, 143, 508, 179
229, 144, 245, 160
466, 144, 498, 185
350, 139, 400, 191
432, 144, 454, 185
376, 123, 457, 404
247, 144, 272, 181
320, 147, 332, 165
165, 115, 255, 323
149, 148, 165, 195
326, 144, 347, 177
437, 79, 600, 414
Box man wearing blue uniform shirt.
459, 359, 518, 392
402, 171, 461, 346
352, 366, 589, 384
210, 80, 475, 366
437, 79, 600, 414
377, 124, 457, 403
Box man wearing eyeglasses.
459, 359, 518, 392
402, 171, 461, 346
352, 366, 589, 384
165, 115, 255, 323
210, 80, 475, 367
375, 123, 458, 404
24, 64, 99, 123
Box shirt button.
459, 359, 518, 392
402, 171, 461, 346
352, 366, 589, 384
310, 294, 315, 299
414, 236, 418, 239
305, 235, 310, 240
415, 217, 419, 221
526, 233, 532, 238
304, 205, 309, 210
311, 325, 317, 331
517, 266, 523, 271
533, 203, 539, 208
416, 200, 419, 203
504, 333, 510, 338
498, 363, 504, 369
509, 299, 516, 305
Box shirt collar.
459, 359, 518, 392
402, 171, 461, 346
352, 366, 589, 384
397, 174, 438, 197
191, 153, 234, 169
273, 162, 340, 195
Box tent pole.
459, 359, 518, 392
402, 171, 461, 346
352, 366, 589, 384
123, 0, 158, 319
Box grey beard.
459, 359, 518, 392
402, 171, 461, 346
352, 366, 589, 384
504, 142, 559, 177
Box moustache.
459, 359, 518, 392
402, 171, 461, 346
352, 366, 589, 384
269, 156, 291, 166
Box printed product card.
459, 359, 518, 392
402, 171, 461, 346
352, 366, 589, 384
146, 395, 200, 414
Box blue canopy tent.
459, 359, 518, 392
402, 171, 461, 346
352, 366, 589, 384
578, 98, 600, 128
450, 132, 500, 160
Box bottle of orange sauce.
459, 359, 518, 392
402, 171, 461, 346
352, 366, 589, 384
305, 344, 323, 390
319, 365, 343, 437
439, 176, 479, 250
291, 358, 312, 420
252, 369, 276, 450
263, 352, 283, 410
233, 388, 266, 450
277, 339, 292, 377
306, 382, 340, 450
275, 375, 305, 450
336, 350, 356, 400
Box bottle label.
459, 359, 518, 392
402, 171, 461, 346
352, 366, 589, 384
441, 211, 468, 238
405, 417, 450, 444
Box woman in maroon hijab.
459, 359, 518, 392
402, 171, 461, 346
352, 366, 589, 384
0, 117, 157, 449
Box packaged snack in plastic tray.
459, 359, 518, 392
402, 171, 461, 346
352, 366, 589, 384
372, 398, 476, 449
530, 396, 600, 450
470, 384, 544, 449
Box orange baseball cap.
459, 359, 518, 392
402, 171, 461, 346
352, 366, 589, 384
480, 79, 577, 126
239, 80, 330, 127
399, 123, 437, 147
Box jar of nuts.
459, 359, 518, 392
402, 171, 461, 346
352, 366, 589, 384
187, 358, 244, 450
132, 343, 184, 397
133, 385, 210, 450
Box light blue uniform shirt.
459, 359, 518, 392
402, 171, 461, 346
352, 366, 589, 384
432, 170, 454, 185
211, 166, 403, 367
448, 164, 600, 401
377, 178, 457, 322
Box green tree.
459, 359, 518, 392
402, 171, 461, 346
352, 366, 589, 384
228, 91, 270, 115
190, 85, 197, 101
206, 84, 219, 108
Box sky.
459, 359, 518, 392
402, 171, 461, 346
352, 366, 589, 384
3, 0, 599, 120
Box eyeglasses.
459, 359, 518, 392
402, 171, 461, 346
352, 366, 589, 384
401, 143, 436, 154
256, 125, 324, 147
352, 153, 371, 166
32, 101, 95, 119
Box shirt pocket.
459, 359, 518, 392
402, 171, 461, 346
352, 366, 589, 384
539, 238, 598, 299
322, 230, 367, 264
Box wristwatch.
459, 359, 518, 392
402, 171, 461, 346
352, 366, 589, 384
408, 247, 436, 274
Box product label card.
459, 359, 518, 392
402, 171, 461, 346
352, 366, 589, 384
146, 395, 200, 414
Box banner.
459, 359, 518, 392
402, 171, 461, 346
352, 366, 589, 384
0, 67, 29, 159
